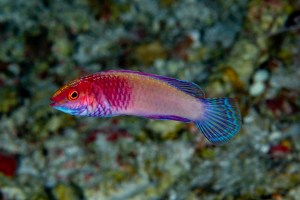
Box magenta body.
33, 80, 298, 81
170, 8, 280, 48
84, 70, 203, 122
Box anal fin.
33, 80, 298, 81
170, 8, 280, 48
144, 115, 191, 122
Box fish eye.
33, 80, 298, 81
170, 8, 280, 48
68, 91, 78, 100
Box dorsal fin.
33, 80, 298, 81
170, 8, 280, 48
150, 74, 205, 98
112, 70, 205, 98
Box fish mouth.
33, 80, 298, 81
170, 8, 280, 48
50, 96, 57, 106
50, 101, 57, 107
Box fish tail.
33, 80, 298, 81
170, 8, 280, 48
194, 98, 241, 144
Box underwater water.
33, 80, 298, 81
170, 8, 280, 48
0, 0, 300, 199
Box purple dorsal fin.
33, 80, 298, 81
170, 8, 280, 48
112, 70, 205, 98
150, 74, 205, 98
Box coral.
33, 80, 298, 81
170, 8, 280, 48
0, 0, 300, 199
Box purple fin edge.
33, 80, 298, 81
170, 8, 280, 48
144, 115, 191, 123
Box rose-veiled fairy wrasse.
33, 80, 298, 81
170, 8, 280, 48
50, 70, 241, 144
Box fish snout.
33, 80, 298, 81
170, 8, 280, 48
50, 101, 57, 107
50, 95, 62, 107
50, 97, 60, 107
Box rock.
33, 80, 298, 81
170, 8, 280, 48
134, 41, 167, 65
250, 81, 266, 96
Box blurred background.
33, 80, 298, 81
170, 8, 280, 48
0, 0, 300, 199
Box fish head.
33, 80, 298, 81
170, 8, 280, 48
50, 79, 90, 116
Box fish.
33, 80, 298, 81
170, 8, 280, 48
50, 70, 241, 144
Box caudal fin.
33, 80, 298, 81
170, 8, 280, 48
195, 98, 241, 144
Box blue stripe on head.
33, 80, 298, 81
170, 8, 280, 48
53, 106, 85, 116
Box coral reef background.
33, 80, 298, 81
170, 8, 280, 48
1, 0, 300, 199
